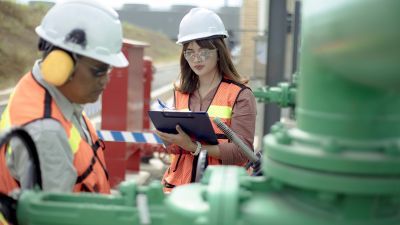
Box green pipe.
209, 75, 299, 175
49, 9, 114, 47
303, 0, 400, 89
297, 0, 400, 139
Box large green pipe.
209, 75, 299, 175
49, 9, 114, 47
303, 0, 400, 88
298, 0, 400, 139
264, 0, 400, 193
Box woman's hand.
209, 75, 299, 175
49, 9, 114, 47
155, 125, 196, 153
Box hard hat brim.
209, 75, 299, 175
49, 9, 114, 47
176, 32, 228, 45
98, 52, 129, 68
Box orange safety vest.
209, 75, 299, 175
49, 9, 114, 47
0, 212, 10, 225
0, 73, 110, 194
162, 78, 250, 192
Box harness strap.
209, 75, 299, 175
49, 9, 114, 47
76, 156, 96, 184
43, 88, 52, 118
91, 139, 109, 180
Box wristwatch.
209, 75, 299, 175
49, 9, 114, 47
191, 141, 202, 156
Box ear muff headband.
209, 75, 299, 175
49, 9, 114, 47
41, 50, 75, 86
39, 29, 87, 86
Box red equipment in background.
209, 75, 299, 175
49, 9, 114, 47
126, 57, 155, 168
142, 57, 153, 130
101, 39, 149, 188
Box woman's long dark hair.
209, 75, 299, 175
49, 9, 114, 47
175, 37, 246, 94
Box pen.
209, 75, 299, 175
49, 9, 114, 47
157, 98, 168, 109
157, 98, 174, 110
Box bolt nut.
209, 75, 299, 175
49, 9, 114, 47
270, 122, 284, 134
275, 131, 292, 145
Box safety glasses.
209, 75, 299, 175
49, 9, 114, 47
183, 48, 217, 62
78, 59, 112, 77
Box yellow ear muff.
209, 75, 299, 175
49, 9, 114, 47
41, 50, 74, 86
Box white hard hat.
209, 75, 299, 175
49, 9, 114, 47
35, 0, 128, 67
176, 7, 229, 44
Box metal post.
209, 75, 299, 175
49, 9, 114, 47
263, 0, 287, 135
292, 0, 301, 74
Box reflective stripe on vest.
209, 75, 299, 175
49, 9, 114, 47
1, 118, 12, 156
0, 105, 11, 132
69, 126, 81, 154
0, 92, 14, 155
0, 212, 10, 225
207, 105, 232, 119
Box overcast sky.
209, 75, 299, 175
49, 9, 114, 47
16, 0, 242, 10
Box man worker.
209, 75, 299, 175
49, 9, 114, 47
0, 0, 128, 194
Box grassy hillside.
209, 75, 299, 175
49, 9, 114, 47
0, 2, 44, 88
0, 2, 180, 89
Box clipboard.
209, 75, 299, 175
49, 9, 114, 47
148, 110, 218, 145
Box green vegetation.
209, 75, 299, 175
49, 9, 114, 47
0, 2, 180, 89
